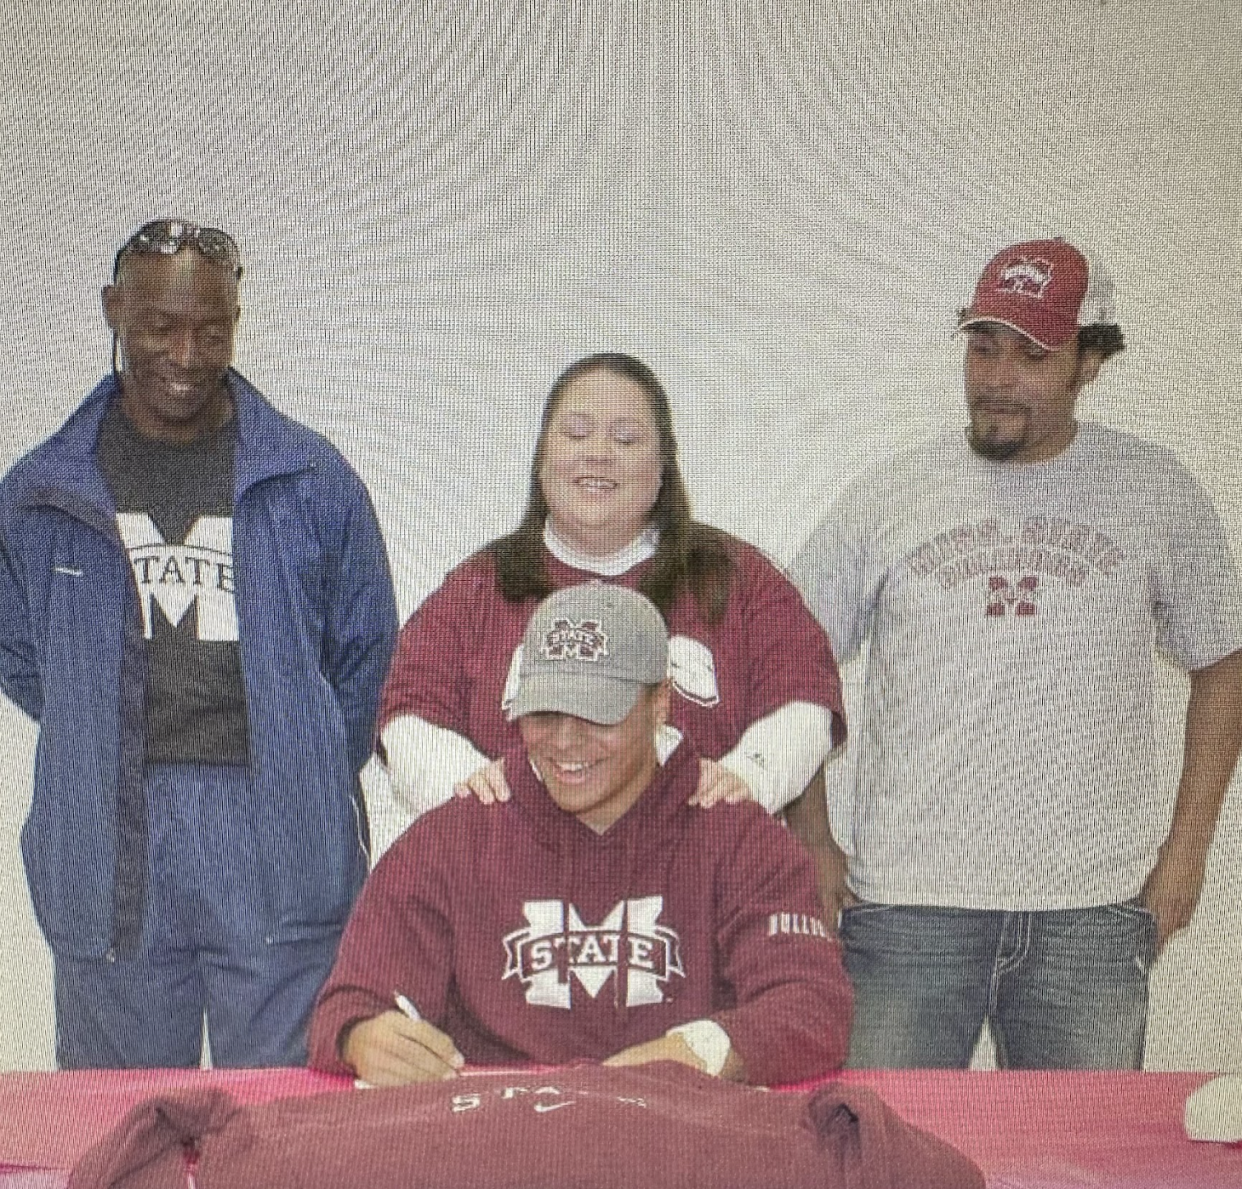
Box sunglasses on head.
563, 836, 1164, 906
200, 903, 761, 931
113, 219, 243, 281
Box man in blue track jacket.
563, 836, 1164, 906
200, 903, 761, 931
0, 219, 398, 1068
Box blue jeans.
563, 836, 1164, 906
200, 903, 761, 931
54, 764, 345, 1069
840, 902, 1156, 1069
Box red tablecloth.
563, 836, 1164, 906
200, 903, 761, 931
1, 1066, 1239, 1188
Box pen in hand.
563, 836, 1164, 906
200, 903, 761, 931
352, 992, 426, 1089
357, 993, 429, 1083
393, 990, 465, 1077
393, 992, 421, 1022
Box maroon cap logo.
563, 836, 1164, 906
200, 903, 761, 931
541, 617, 610, 662
997, 256, 1053, 299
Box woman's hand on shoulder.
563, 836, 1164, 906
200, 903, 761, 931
688, 759, 753, 808
453, 757, 510, 805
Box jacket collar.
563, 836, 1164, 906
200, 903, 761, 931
226, 369, 319, 495
17, 370, 316, 516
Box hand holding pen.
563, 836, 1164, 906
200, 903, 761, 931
343, 990, 465, 1087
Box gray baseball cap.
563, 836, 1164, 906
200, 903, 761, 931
507, 583, 669, 726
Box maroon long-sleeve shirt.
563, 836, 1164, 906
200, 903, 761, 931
309, 742, 851, 1086
377, 540, 845, 758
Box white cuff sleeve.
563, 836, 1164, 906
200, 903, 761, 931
380, 715, 491, 821
717, 701, 835, 815
667, 1019, 733, 1076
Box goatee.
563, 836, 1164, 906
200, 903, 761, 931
967, 425, 1024, 461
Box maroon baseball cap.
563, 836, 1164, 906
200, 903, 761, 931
958, 237, 1115, 350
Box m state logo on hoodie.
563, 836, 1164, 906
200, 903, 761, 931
502, 897, 685, 1009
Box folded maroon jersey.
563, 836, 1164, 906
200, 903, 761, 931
68, 1063, 983, 1189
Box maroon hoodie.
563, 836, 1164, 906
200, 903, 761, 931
309, 741, 851, 1086
68, 1065, 985, 1189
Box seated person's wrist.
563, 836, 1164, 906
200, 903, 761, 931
339, 1016, 371, 1067
665, 1019, 732, 1076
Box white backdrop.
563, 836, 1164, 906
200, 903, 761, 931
1, 0, 1239, 1069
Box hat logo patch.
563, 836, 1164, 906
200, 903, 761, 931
542, 617, 609, 662
997, 256, 1053, 299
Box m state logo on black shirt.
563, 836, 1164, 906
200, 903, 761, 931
116, 512, 237, 640
502, 897, 684, 1009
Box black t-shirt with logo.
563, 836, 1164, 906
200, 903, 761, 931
97, 401, 249, 764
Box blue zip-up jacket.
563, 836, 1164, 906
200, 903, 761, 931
0, 372, 398, 959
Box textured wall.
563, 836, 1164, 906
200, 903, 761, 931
1, 0, 1239, 1070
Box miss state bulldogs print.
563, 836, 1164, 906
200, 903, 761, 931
905, 513, 1125, 619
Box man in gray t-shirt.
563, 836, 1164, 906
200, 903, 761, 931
792, 237, 1242, 1070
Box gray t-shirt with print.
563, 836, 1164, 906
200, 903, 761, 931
792, 422, 1242, 910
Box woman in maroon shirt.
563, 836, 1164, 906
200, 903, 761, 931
378, 352, 843, 845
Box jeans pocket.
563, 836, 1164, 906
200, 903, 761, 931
1104, 898, 1157, 926
839, 900, 897, 920
838, 901, 903, 949
1100, 900, 1158, 972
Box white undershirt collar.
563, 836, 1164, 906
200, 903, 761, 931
543, 519, 659, 577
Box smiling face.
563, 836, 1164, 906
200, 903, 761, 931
102, 250, 239, 442
517, 682, 670, 833
963, 323, 1102, 463
537, 367, 664, 556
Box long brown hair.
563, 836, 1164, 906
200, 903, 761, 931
489, 352, 733, 622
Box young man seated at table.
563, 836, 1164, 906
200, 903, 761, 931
308, 584, 852, 1088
